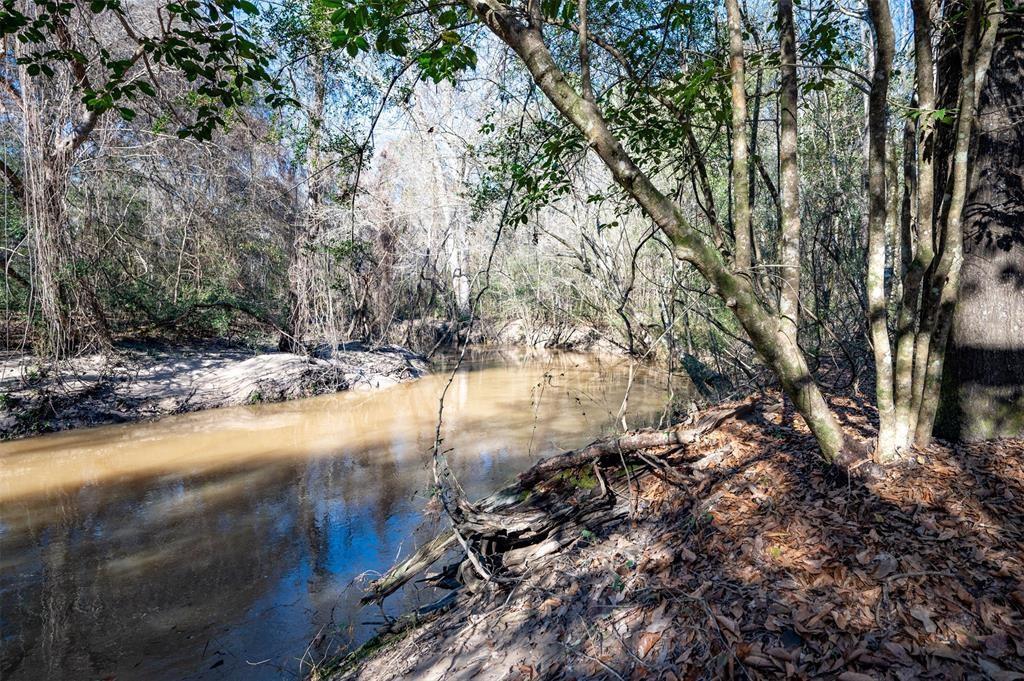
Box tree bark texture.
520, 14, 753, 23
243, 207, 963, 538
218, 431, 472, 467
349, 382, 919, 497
936, 7, 1024, 440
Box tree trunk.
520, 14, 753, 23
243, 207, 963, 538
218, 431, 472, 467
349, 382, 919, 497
22, 109, 112, 357
935, 8, 1024, 441
280, 51, 334, 354
911, 0, 1001, 444
777, 0, 801, 342
864, 0, 898, 460
436, 154, 471, 318
16, 27, 112, 358
892, 0, 937, 449
725, 0, 751, 272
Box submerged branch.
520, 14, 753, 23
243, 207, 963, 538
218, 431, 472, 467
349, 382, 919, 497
357, 397, 760, 609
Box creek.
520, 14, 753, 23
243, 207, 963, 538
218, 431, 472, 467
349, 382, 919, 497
0, 348, 682, 680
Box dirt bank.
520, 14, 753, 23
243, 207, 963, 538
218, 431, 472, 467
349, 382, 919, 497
490, 319, 626, 354
0, 341, 428, 440
327, 396, 1024, 681
385, 318, 626, 356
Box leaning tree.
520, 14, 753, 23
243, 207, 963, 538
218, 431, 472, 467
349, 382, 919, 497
320, 0, 1005, 464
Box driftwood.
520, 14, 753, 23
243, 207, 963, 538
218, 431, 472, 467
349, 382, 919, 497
362, 531, 458, 605
359, 397, 760, 607
516, 396, 758, 486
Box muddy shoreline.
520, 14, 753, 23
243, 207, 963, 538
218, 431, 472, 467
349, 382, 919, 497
0, 341, 428, 440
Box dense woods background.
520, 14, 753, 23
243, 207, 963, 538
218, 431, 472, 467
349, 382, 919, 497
0, 0, 1020, 455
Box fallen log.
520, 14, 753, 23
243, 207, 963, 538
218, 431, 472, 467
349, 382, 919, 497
359, 397, 759, 607
516, 396, 758, 487
361, 531, 457, 605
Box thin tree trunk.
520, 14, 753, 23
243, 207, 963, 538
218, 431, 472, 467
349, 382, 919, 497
725, 0, 752, 273
778, 0, 801, 342
864, 0, 898, 460
894, 0, 937, 447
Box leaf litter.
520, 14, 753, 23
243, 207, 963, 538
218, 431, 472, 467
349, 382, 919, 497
331, 394, 1024, 681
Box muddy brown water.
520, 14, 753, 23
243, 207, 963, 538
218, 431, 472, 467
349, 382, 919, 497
0, 348, 678, 680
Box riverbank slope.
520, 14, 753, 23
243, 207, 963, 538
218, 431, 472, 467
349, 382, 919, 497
0, 341, 428, 440
329, 396, 1024, 681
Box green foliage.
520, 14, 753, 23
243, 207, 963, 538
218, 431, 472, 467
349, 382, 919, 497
906, 106, 955, 125
556, 467, 598, 490
0, 0, 292, 140
322, 0, 480, 82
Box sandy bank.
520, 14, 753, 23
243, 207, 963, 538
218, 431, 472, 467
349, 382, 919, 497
0, 341, 428, 440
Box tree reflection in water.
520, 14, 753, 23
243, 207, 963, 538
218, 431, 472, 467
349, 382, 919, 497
0, 349, 677, 680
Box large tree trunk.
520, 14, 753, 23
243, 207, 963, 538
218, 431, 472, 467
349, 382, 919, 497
22, 102, 112, 357
935, 9, 1024, 441
280, 51, 337, 354
14, 20, 112, 358
868, 0, 1001, 455
911, 0, 1001, 443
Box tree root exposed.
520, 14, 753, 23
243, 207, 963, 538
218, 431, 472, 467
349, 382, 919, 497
357, 397, 760, 615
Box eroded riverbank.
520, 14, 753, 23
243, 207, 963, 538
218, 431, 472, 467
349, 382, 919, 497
0, 341, 427, 440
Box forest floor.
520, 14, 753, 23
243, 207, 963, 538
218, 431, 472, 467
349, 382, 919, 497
0, 340, 428, 440
328, 395, 1024, 681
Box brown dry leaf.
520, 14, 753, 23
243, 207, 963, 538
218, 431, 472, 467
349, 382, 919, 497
928, 644, 964, 661
909, 606, 937, 634
881, 641, 913, 665
636, 631, 662, 658
837, 673, 875, 681
714, 614, 740, 639
538, 597, 562, 615
979, 658, 1024, 681
628, 666, 651, 681
512, 664, 536, 680
872, 552, 897, 578
646, 604, 672, 634
766, 647, 797, 662
741, 653, 775, 668
984, 631, 1010, 657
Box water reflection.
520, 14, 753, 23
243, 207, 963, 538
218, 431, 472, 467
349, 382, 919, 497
0, 349, 673, 680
